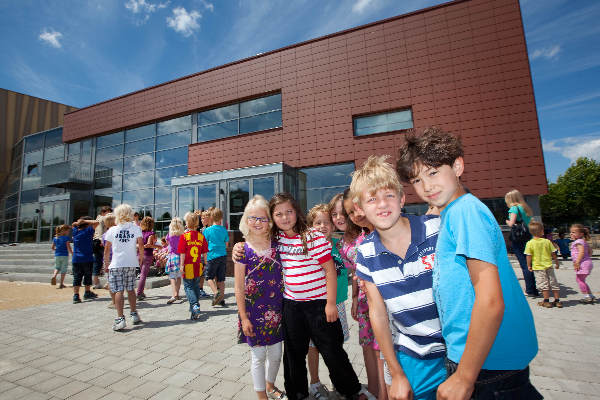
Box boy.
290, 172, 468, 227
71, 217, 100, 303
196, 209, 212, 298
396, 128, 541, 399
51, 224, 72, 289
178, 212, 209, 319
351, 156, 446, 400
203, 208, 229, 306
525, 221, 562, 308
554, 231, 572, 260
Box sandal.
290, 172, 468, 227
267, 387, 287, 400
167, 297, 177, 304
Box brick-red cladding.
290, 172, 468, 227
63, 0, 546, 203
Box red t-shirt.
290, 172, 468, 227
177, 230, 209, 279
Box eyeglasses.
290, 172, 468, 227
248, 216, 269, 223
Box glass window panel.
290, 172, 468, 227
41, 203, 53, 226
252, 177, 274, 200
158, 115, 191, 135
18, 230, 36, 243
125, 138, 154, 155
154, 187, 172, 204
95, 144, 123, 162
240, 93, 282, 117
123, 188, 153, 206
124, 153, 154, 172
95, 176, 122, 191
20, 189, 39, 204
239, 110, 282, 134
155, 147, 187, 168
126, 124, 155, 142
25, 150, 43, 165
19, 203, 38, 229
95, 158, 123, 177
155, 204, 172, 221
45, 128, 63, 147
198, 184, 217, 211
95, 193, 120, 207
25, 133, 44, 152
40, 228, 51, 242
353, 109, 413, 136
198, 104, 239, 126
68, 142, 80, 159
230, 214, 243, 232
154, 221, 169, 238
155, 165, 187, 186
22, 153, 42, 190
8, 177, 20, 194
53, 201, 68, 226
40, 187, 64, 197
229, 180, 249, 214
6, 219, 16, 231
6, 194, 18, 209
43, 145, 65, 163
44, 157, 65, 166
178, 187, 195, 215
156, 130, 191, 150
299, 163, 354, 188
197, 120, 238, 142
97, 131, 124, 148
123, 170, 153, 191
81, 140, 92, 162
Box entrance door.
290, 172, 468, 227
39, 200, 69, 242
228, 180, 249, 231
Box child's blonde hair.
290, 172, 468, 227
114, 204, 134, 225
528, 221, 544, 237
350, 155, 404, 206
504, 189, 533, 217
210, 208, 223, 223
104, 213, 116, 229
140, 216, 154, 232
307, 204, 331, 226
570, 224, 591, 241
239, 195, 272, 239
183, 212, 199, 230
169, 217, 185, 236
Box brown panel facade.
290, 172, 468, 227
63, 0, 547, 203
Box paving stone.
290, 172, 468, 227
206, 380, 244, 399
98, 392, 131, 400
166, 371, 198, 387
71, 368, 109, 383
108, 375, 145, 394
184, 375, 220, 393
180, 390, 210, 400
30, 375, 70, 393
0, 385, 35, 400
129, 380, 167, 399
14, 371, 55, 388
128, 363, 159, 378
149, 385, 191, 400
90, 371, 128, 388
71, 385, 111, 400
2, 366, 41, 382
142, 367, 176, 382
47, 380, 90, 399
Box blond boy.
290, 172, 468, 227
525, 221, 562, 308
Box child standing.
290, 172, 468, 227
203, 208, 229, 306
555, 231, 572, 260
396, 128, 541, 399
197, 209, 213, 298
165, 217, 184, 304
51, 225, 72, 289
71, 216, 100, 304
235, 195, 285, 400
103, 204, 144, 331
525, 221, 562, 308
102, 213, 117, 308
178, 212, 209, 320
570, 224, 595, 304
137, 216, 160, 300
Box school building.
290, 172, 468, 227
0, 0, 547, 243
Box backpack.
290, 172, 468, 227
509, 206, 532, 245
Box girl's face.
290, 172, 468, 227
343, 197, 370, 229
201, 215, 208, 225
247, 208, 270, 236
272, 201, 297, 235
570, 228, 583, 240
330, 199, 347, 232
312, 212, 334, 240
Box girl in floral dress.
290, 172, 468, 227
234, 195, 286, 400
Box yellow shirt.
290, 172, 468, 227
524, 237, 556, 270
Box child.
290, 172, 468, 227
554, 231, 572, 260
137, 216, 160, 300
305, 203, 350, 399
525, 221, 562, 308
351, 155, 446, 400
396, 128, 541, 399
71, 216, 100, 304
197, 209, 213, 298
165, 217, 184, 304
103, 204, 143, 331
235, 195, 285, 400
178, 212, 209, 320
203, 208, 229, 306
51, 225, 72, 289
102, 213, 117, 308
570, 224, 595, 304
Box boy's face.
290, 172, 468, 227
312, 212, 334, 239
410, 158, 464, 212
360, 188, 404, 231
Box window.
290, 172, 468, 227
45, 128, 63, 147
126, 124, 155, 142
155, 147, 187, 169
155, 165, 187, 187
96, 144, 123, 162
298, 163, 354, 212
125, 138, 154, 155
24, 133, 44, 152
156, 130, 191, 150
97, 131, 124, 148
353, 109, 413, 136
158, 115, 191, 135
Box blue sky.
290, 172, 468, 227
0, 0, 598, 182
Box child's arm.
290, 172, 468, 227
136, 237, 144, 266
67, 241, 73, 256
51, 241, 56, 251
103, 241, 112, 273
144, 234, 162, 249
234, 260, 254, 337
364, 280, 413, 399
351, 277, 359, 321
321, 259, 338, 322
574, 243, 584, 271
526, 255, 532, 272
552, 251, 559, 269
437, 258, 504, 400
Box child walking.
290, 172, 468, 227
197, 209, 212, 298
51, 225, 72, 289
525, 221, 562, 308
165, 217, 184, 304
570, 224, 595, 304
235, 195, 286, 400
203, 208, 229, 306
102, 213, 117, 308
71, 216, 100, 304
137, 216, 160, 300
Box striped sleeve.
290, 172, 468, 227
307, 230, 332, 264
355, 241, 375, 282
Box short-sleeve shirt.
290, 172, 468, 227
508, 205, 531, 226
356, 214, 445, 360
166, 234, 181, 255
203, 224, 229, 261
277, 228, 332, 301
104, 222, 142, 269
93, 215, 106, 240
53, 236, 71, 257
72, 225, 95, 263
524, 238, 556, 270
177, 230, 209, 279
434, 193, 538, 370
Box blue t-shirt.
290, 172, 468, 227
203, 224, 229, 261
555, 238, 571, 255
53, 236, 71, 257
434, 194, 538, 370
72, 225, 95, 263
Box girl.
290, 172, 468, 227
235, 195, 285, 400
51, 225, 72, 289
102, 213, 117, 308
137, 216, 160, 300
570, 224, 595, 304
165, 218, 184, 304
339, 189, 383, 400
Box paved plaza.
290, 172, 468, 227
0, 259, 598, 400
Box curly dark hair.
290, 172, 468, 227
396, 127, 464, 182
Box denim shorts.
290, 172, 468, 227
205, 256, 226, 282
54, 256, 69, 274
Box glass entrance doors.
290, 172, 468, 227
39, 200, 69, 242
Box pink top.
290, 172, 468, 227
571, 238, 594, 274
339, 231, 367, 300
166, 234, 181, 255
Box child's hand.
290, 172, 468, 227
325, 303, 338, 322
555, 262, 560, 270
527, 267, 533, 272
389, 374, 413, 400
351, 297, 359, 321
232, 242, 244, 262
437, 372, 474, 400
241, 319, 255, 337
574, 261, 580, 271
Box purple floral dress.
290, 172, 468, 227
238, 242, 284, 347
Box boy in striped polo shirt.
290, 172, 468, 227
352, 156, 446, 400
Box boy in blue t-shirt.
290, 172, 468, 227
396, 128, 541, 400
51, 224, 72, 289
203, 208, 229, 306
71, 217, 100, 304
351, 156, 446, 400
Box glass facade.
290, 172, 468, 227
353, 109, 413, 136
298, 163, 354, 212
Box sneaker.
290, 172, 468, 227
130, 311, 142, 325
310, 383, 330, 400
167, 297, 177, 304
199, 289, 211, 298
219, 299, 225, 306
137, 293, 146, 301
73, 294, 82, 304
51, 276, 56, 286
212, 291, 225, 306
58, 284, 66, 289
554, 300, 563, 308
113, 317, 126, 331
267, 387, 287, 400
579, 297, 595, 304
83, 291, 98, 300
191, 304, 201, 320
537, 301, 554, 308
93, 284, 103, 289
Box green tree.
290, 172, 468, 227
540, 157, 600, 227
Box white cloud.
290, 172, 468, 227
530, 44, 561, 60
200, 0, 214, 12
540, 90, 600, 111
543, 133, 600, 163
166, 7, 201, 37
352, 0, 375, 13
39, 29, 63, 48
125, 0, 169, 14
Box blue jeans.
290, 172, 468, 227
512, 241, 539, 296
445, 359, 542, 399
183, 277, 201, 312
